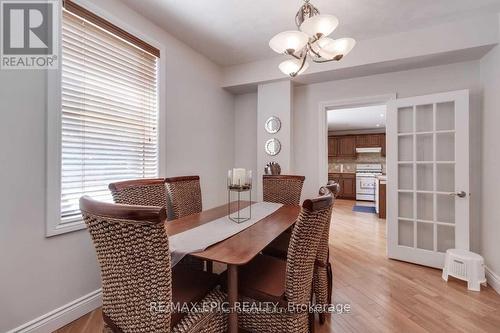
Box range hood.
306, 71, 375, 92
356, 147, 382, 153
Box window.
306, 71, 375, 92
47, 1, 160, 235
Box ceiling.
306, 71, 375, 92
328, 105, 386, 131
119, 0, 500, 66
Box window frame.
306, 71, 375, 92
46, 0, 165, 237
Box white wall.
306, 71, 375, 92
293, 61, 482, 252
0, 70, 102, 333
479, 45, 500, 277
234, 93, 258, 189
257, 81, 293, 200
0, 0, 234, 331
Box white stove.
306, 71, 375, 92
356, 164, 383, 201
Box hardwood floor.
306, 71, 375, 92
55, 199, 500, 333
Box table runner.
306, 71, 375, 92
169, 202, 283, 266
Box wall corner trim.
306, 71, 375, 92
485, 266, 500, 295
6, 289, 102, 333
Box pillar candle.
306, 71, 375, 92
232, 168, 246, 186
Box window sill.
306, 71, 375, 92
46, 219, 86, 237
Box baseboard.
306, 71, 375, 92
485, 266, 500, 295
6, 289, 102, 333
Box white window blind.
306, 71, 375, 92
60, 9, 159, 223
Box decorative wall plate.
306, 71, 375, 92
265, 116, 281, 134
265, 138, 281, 156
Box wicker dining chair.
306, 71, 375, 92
165, 176, 207, 271
165, 176, 203, 220
230, 191, 333, 333
262, 175, 305, 259
313, 185, 337, 324
262, 175, 305, 206
109, 178, 168, 207
263, 183, 337, 325
79, 196, 226, 333
109, 177, 206, 271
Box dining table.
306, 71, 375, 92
164, 200, 301, 333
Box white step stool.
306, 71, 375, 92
442, 249, 486, 291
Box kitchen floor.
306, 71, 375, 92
354, 200, 375, 207
335, 199, 375, 208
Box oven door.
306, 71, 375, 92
356, 175, 376, 201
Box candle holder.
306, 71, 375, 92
227, 169, 252, 223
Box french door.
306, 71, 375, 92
387, 90, 469, 269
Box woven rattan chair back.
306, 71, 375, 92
80, 196, 171, 332
314, 187, 336, 314
285, 192, 333, 305
165, 176, 202, 220
109, 178, 168, 208
262, 175, 305, 206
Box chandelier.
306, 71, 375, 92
269, 0, 356, 77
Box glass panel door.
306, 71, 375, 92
387, 90, 469, 269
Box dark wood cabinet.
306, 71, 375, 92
338, 136, 356, 158
328, 173, 356, 199
329, 133, 386, 157
379, 181, 386, 219
380, 134, 386, 156
341, 174, 356, 199
327, 133, 385, 200
328, 173, 341, 182
328, 137, 338, 157
356, 134, 380, 147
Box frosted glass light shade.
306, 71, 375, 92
278, 58, 309, 76
310, 37, 333, 57
269, 31, 309, 54
300, 15, 339, 38
317, 37, 356, 59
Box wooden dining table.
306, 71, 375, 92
164, 200, 301, 333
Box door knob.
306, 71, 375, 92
449, 191, 466, 198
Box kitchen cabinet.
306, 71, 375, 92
337, 136, 356, 158
380, 134, 386, 156
328, 173, 356, 199
376, 176, 387, 218
328, 133, 386, 157
356, 134, 381, 147
328, 137, 338, 157
328, 136, 355, 158
342, 174, 356, 199
379, 182, 386, 218
328, 172, 341, 183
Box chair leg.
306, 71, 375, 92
102, 313, 121, 333
309, 311, 316, 333
319, 312, 326, 325
103, 323, 113, 333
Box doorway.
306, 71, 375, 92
317, 94, 395, 215
327, 105, 386, 216
318, 90, 471, 269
